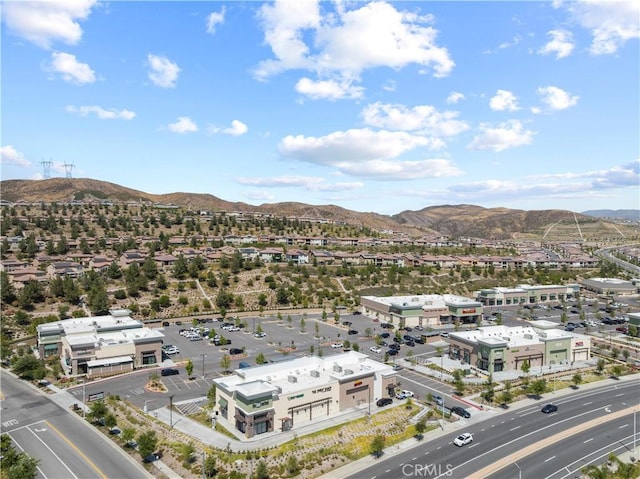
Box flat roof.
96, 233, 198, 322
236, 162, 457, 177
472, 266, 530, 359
450, 325, 586, 348
216, 351, 395, 397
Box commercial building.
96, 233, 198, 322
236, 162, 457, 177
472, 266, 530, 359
446, 322, 591, 374
213, 351, 398, 439
580, 277, 637, 295
36, 309, 164, 377
475, 284, 580, 306
360, 294, 483, 327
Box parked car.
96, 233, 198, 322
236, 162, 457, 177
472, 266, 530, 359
432, 395, 444, 406
386, 349, 398, 356
229, 348, 243, 355
380, 332, 390, 338
453, 433, 473, 447
190, 335, 203, 341
541, 404, 558, 414
352, 311, 362, 315
162, 321, 170, 327
348, 330, 358, 335
412, 336, 425, 344
381, 323, 395, 329
161, 368, 179, 376
376, 397, 393, 407
342, 321, 352, 326
403, 334, 413, 341
440, 332, 449, 338
254, 332, 266, 338
414, 325, 424, 331
370, 346, 382, 353
451, 406, 471, 418
395, 390, 414, 400
404, 340, 415, 347
331, 342, 344, 349
392, 364, 403, 371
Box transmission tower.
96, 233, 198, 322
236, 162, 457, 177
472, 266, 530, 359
40, 159, 53, 179
63, 163, 75, 179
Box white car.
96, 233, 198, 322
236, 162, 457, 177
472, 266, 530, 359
453, 433, 473, 447
331, 342, 344, 349
254, 332, 266, 338
370, 346, 382, 353
395, 390, 414, 400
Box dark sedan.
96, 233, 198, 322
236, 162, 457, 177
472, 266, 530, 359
541, 404, 558, 414
376, 397, 393, 407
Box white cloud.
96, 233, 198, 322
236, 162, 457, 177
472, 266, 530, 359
563, 0, 639, 55
254, 0, 454, 94
538, 29, 575, 59
235, 175, 364, 192
47, 52, 95, 84
468, 120, 535, 152
2, 0, 97, 49
489, 90, 519, 112
446, 91, 465, 104
278, 128, 460, 180
536, 86, 579, 110
147, 54, 180, 88
361, 102, 469, 137
209, 120, 248, 136
0, 145, 30, 166
295, 77, 364, 100
499, 35, 522, 49
206, 7, 226, 34
243, 190, 276, 202
66, 105, 135, 120
167, 117, 198, 134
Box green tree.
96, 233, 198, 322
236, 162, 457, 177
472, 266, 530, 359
203, 454, 217, 478
414, 418, 427, 437
104, 412, 117, 432
121, 427, 136, 447
172, 254, 188, 279
179, 442, 195, 466
88, 400, 107, 424
255, 352, 268, 364
452, 369, 465, 396
529, 379, 547, 399
220, 354, 231, 372
609, 364, 624, 379
370, 434, 386, 458
1, 271, 16, 304
571, 373, 583, 389
596, 358, 606, 374
207, 384, 217, 408
12, 355, 45, 380
285, 455, 299, 477
18, 280, 45, 309
255, 459, 269, 479
185, 359, 194, 378
137, 430, 158, 462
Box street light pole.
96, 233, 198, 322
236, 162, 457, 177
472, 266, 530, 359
515, 462, 522, 479
201, 353, 206, 379
82, 378, 86, 420
169, 395, 175, 429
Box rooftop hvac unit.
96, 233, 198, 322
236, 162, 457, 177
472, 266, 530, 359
310, 370, 320, 378
288, 375, 297, 383
344, 369, 354, 375
333, 365, 343, 372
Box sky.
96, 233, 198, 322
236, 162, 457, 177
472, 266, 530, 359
1, 0, 639, 215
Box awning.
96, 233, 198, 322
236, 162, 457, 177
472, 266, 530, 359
87, 356, 133, 368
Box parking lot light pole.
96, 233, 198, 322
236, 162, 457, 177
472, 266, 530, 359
201, 353, 206, 379
82, 377, 86, 420
169, 395, 175, 428
515, 462, 521, 479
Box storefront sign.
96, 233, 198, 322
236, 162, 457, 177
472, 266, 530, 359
354, 381, 363, 387
462, 309, 476, 314
312, 386, 332, 394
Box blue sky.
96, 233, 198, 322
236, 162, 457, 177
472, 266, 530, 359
1, 1, 638, 215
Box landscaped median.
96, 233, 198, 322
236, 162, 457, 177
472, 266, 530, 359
468, 405, 639, 479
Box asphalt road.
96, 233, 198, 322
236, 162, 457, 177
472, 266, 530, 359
346, 379, 640, 479
489, 413, 638, 479
0, 371, 151, 479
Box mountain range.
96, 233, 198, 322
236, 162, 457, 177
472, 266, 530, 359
1, 178, 636, 241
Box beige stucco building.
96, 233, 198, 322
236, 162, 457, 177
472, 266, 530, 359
446, 322, 591, 374
36, 309, 164, 377
213, 351, 398, 439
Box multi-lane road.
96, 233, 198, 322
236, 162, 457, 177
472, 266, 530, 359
0, 371, 152, 479
347, 379, 640, 479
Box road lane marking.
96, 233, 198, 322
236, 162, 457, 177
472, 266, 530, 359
545, 456, 556, 463
615, 393, 624, 397
510, 426, 521, 431
462, 405, 637, 479
583, 402, 592, 406
584, 438, 593, 443
619, 424, 628, 429
2, 419, 47, 433
10, 432, 49, 479
45, 420, 108, 479
28, 426, 78, 479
